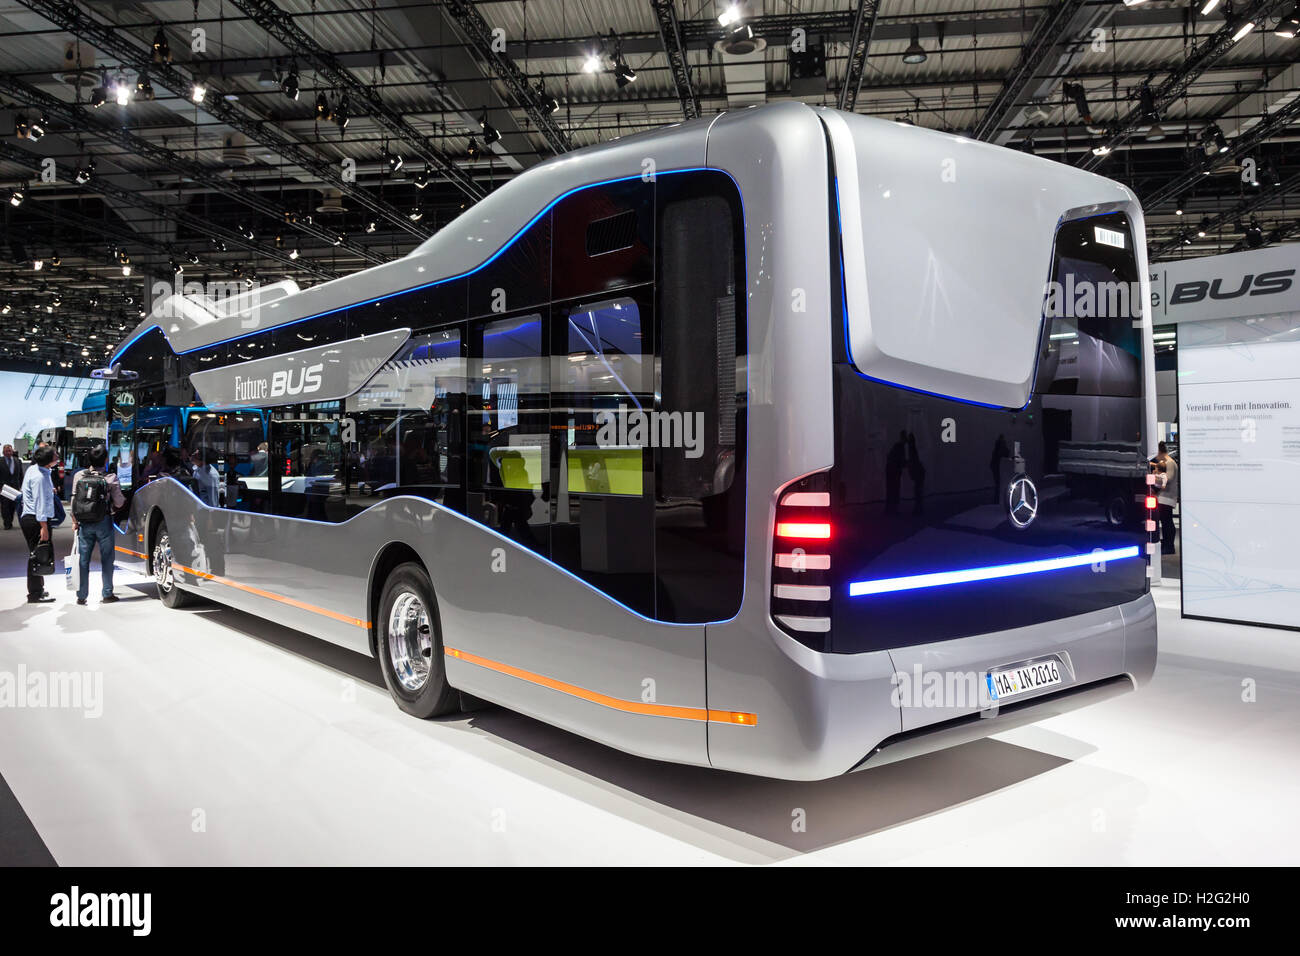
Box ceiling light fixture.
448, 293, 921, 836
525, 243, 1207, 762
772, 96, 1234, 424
903, 23, 928, 65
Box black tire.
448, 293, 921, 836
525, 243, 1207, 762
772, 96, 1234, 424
151, 521, 197, 609
377, 563, 458, 718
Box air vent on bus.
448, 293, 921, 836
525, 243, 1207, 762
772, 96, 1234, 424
771, 471, 832, 644
585, 210, 638, 257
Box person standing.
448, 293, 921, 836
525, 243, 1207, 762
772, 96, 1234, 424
19, 445, 57, 603
1, 444, 23, 529
1155, 441, 1179, 555
70, 444, 127, 606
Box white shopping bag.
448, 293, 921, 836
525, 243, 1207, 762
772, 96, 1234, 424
65, 533, 81, 593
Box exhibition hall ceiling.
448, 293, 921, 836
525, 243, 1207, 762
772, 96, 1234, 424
2, 0, 1300, 369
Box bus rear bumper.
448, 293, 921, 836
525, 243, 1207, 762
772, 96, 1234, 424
705, 591, 1157, 780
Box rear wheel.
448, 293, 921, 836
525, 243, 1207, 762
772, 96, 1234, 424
152, 522, 196, 608
377, 563, 458, 718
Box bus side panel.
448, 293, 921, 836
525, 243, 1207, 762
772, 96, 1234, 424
129, 480, 374, 655
425, 506, 710, 769
128, 483, 711, 767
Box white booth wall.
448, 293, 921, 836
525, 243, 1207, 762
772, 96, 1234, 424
1154, 244, 1300, 628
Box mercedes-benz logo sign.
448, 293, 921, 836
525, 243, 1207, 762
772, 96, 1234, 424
1007, 476, 1039, 529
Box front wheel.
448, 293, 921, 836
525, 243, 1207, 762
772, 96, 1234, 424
152, 522, 196, 608
377, 563, 458, 718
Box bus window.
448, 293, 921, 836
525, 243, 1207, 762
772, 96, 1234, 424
227, 410, 270, 512
271, 406, 345, 521
467, 313, 549, 554
549, 294, 655, 615
345, 327, 466, 515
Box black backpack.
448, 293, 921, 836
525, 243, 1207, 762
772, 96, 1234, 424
72, 471, 109, 524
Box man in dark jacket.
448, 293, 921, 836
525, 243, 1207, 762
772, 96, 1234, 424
0, 444, 23, 529
70, 444, 128, 605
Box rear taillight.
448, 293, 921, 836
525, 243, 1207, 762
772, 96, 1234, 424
771, 472, 832, 641
1145, 473, 1160, 583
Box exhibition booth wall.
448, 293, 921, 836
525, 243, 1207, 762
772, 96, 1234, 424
1154, 244, 1300, 630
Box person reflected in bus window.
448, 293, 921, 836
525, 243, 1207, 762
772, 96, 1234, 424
191, 447, 221, 507
70, 444, 127, 606
159, 447, 191, 480
141, 449, 164, 483
990, 434, 1011, 504
1, 444, 23, 530
907, 432, 926, 515
249, 442, 269, 477
885, 430, 906, 515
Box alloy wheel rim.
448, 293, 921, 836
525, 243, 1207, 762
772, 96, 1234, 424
388, 591, 433, 693
153, 531, 174, 593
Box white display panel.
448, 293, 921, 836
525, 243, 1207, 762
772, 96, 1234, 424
1179, 331, 1300, 628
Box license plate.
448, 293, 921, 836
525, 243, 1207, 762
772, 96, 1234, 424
987, 659, 1063, 701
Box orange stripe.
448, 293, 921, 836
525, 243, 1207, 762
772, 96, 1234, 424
171, 562, 370, 629
444, 646, 756, 726
115, 546, 147, 559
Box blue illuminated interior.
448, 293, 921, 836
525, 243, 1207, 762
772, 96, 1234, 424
847, 546, 1142, 597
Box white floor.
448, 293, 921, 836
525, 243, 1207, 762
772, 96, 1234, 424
1, 527, 1298, 866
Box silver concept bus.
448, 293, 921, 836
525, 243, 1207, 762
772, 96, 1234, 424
105, 103, 1157, 780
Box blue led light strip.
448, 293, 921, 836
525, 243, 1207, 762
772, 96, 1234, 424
847, 546, 1141, 597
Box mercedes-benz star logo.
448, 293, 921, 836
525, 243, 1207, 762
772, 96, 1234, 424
1007, 476, 1039, 529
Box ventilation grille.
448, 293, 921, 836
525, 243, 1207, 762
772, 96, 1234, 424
585, 210, 638, 257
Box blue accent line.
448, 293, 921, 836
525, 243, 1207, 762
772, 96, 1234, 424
110, 168, 721, 366
847, 546, 1142, 597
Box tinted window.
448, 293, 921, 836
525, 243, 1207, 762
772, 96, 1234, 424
466, 313, 549, 555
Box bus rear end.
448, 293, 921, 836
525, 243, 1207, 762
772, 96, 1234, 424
705, 105, 1157, 779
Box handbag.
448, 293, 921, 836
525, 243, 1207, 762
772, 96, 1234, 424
30, 539, 55, 575
65, 533, 81, 592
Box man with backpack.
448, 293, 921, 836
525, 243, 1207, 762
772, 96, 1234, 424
70, 444, 127, 606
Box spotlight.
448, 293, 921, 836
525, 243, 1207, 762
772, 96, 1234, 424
190, 80, 207, 104
1175, 199, 1184, 216
51, 252, 61, 266
1197, 217, 1210, 238
1245, 220, 1265, 248
479, 111, 501, 145
33, 258, 44, 271
535, 81, 559, 115
14, 116, 30, 138
408, 206, 424, 222
612, 56, 637, 87
27, 113, 47, 141
136, 73, 156, 101
1277, 3, 1300, 37
387, 152, 404, 173
1064, 82, 1093, 125
187, 251, 199, 264
151, 28, 171, 63
335, 94, 350, 133
281, 66, 300, 101
332, 233, 345, 246
365, 220, 377, 234
413, 167, 429, 189
75, 158, 94, 184
1228, 10, 1256, 43
1092, 142, 1112, 157
902, 23, 927, 65
170, 258, 183, 274
466, 137, 480, 160
1200, 122, 1230, 155
91, 71, 109, 107
114, 72, 131, 106
256, 68, 278, 88
288, 248, 299, 260
0, 304, 7, 315
582, 50, 603, 74
314, 91, 332, 122
718, 4, 743, 27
